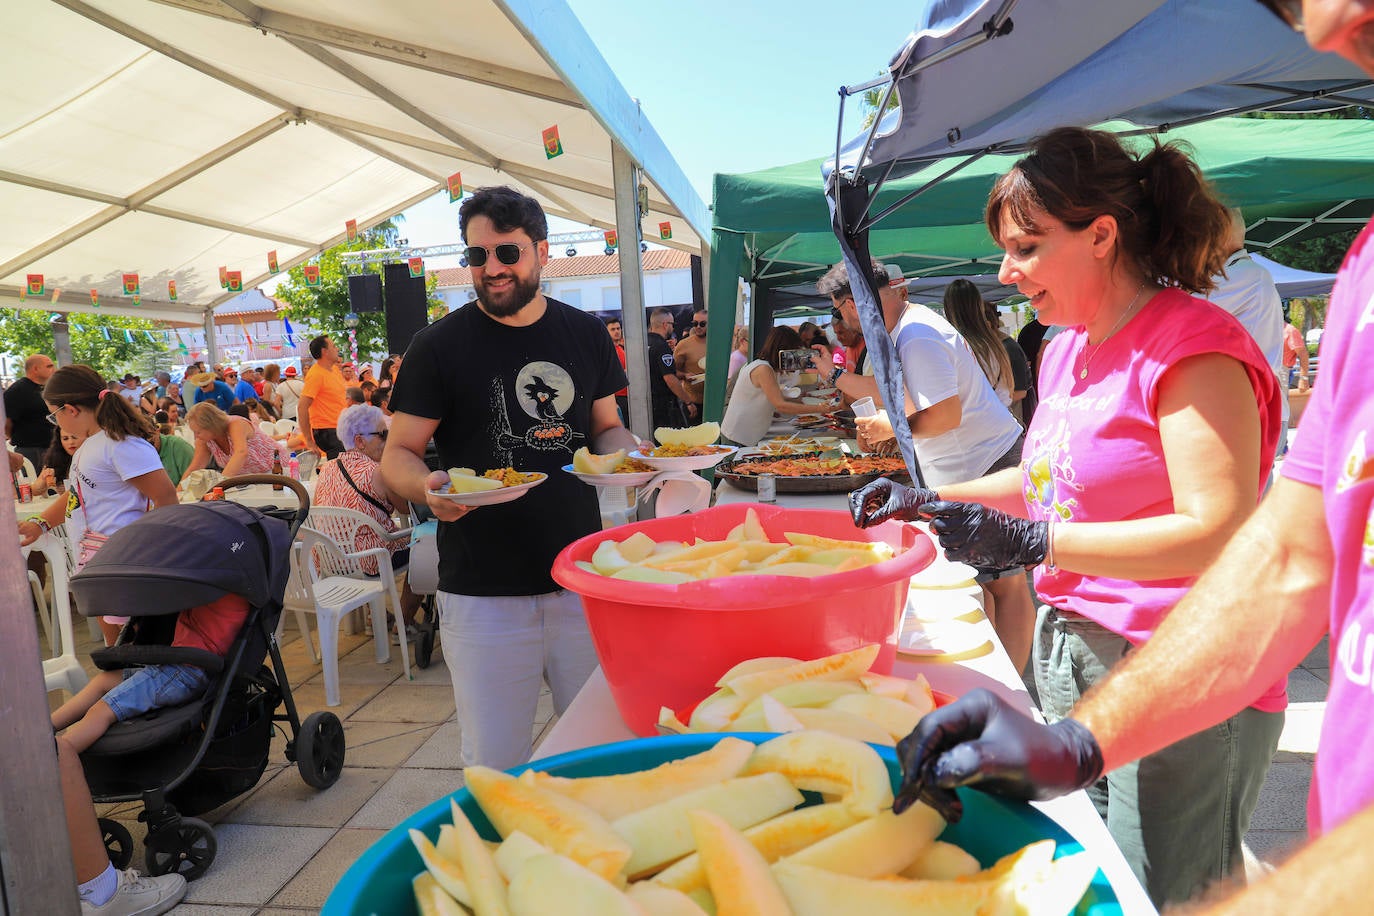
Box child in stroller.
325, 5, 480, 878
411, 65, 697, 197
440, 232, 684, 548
52, 593, 250, 755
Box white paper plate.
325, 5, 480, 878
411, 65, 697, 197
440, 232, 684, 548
561, 464, 659, 487
629, 446, 738, 472
898, 620, 994, 659
427, 472, 546, 506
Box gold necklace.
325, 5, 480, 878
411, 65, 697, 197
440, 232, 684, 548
1079, 282, 1149, 380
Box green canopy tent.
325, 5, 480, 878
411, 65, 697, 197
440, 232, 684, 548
703, 116, 1374, 421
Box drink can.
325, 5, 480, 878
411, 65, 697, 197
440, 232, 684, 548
18, 481, 32, 503
211, 486, 225, 501
757, 473, 777, 503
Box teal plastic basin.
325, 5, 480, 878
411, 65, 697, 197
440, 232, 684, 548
325, 733, 1123, 915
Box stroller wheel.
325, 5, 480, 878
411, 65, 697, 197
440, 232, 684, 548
145, 817, 216, 881
298, 711, 346, 789
98, 817, 134, 869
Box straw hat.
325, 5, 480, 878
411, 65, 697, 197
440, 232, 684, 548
190, 372, 216, 387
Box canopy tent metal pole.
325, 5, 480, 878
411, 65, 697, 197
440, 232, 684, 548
0, 395, 82, 914
52, 315, 73, 367
203, 308, 219, 367
611, 141, 652, 440
703, 230, 744, 426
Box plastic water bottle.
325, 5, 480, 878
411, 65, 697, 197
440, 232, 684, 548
287, 452, 300, 481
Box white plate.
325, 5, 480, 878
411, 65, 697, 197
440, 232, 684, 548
629, 446, 738, 472
898, 620, 994, 659
427, 472, 547, 506
561, 464, 660, 487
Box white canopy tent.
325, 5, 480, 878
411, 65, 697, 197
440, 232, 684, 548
0, 0, 709, 328
1251, 252, 1339, 298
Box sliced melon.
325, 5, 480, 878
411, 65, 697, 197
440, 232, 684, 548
899, 841, 980, 880
743, 730, 893, 816
626, 881, 709, 915
781, 802, 944, 878
725, 645, 881, 701
715, 657, 801, 687
413, 872, 469, 916
447, 474, 505, 494
573, 447, 628, 475
788, 707, 895, 746
654, 422, 720, 447
689, 810, 791, 915
774, 862, 996, 916
506, 853, 641, 916
825, 694, 926, 741
618, 531, 658, 563
410, 829, 474, 909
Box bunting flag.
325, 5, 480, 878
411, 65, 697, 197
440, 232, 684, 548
238, 315, 253, 349
27, 274, 44, 296
100, 326, 111, 341
541, 124, 563, 159
219, 266, 229, 289
89, 289, 99, 307
227, 270, 243, 292
19, 285, 27, 300
345, 219, 358, 241
267, 250, 279, 274
71, 323, 84, 332
123, 329, 134, 343
408, 256, 424, 278
168, 280, 177, 301
282, 317, 296, 347
122, 273, 140, 296
132, 295, 141, 306
659, 221, 672, 240
447, 171, 463, 202
303, 265, 321, 288
50, 288, 62, 303
144, 330, 157, 342
603, 230, 618, 249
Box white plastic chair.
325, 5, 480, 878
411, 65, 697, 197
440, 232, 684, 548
275, 542, 321, 664
298, 521, 412, 706
25, 526, 89, 695
11, 450, 37, 480
307, 506, 412, 628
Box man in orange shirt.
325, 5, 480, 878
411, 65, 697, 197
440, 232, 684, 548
298, 334, 348, 459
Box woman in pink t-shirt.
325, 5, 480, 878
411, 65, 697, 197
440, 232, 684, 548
853, 127, 1281, 907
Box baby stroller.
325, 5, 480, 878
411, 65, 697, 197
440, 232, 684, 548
69, 475, 345, 880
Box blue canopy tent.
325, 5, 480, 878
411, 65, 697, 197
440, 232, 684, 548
1252, 253, 1339, 298
805, 0, 1374, 485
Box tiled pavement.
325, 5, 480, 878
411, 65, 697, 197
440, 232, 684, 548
44, 611, 1325, 913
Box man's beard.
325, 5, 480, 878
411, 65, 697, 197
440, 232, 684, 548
476, 273, 541, 317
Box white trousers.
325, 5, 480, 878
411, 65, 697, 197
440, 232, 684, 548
435, 589, 599, 770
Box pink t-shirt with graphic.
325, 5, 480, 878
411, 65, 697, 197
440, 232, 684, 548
1280, 220, 1374, 835
1024, 289, 1284, 710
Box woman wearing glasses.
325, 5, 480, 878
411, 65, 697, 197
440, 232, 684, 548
315, 404, 422, 634
18, 365, 177, 644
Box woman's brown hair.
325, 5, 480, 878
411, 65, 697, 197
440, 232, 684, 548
186, 400, 231, 438
43, 365, 154, 442
261, 363, 280, 383
756, 325, 805, 369
943, 279, 1013, 396
985, 127, 1229, 294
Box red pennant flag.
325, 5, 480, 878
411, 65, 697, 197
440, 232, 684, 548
345, 219, 358, 241
267, 250, 279, 274
303, 265, 322, 288
168, 280, 177, 301
227, 270, 243, 292
131, 295, 141, 306
89, 289, 99, 306
50, 288, 62, 303
603, 230, 618, 249
122, 273, 140, 296
219, 266, 229, 288
659, 221, 672, 240
26, 274, 44, 296
447, 172, 463, 202
542, 125, 563, 159
408, 256, 424, 278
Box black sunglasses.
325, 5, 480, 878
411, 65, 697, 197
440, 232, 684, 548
464, 243, 530, 268
830, 308, 844, 322
363, 429, 388, 441
1257, 0, 1303, 31
691, 320, 708, 328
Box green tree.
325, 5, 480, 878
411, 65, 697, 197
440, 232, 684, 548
1267, 228, 1360, 274
0, 310, 168, 377
860, 72, 901, 128
272, 220, 445, 362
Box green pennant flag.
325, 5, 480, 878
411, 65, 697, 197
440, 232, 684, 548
447, 172, 463, 202
122, 273, 139, 296
27, 274, 44, 296
267, 250, 279, 274
168, 280, 177, 301
227, 270, 243, 292
303, 265, 321, 288
542, 125, 563, 159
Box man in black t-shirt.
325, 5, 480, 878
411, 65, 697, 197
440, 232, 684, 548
5, 353, 56, 470
646, 308, 689, 429
383, 186, 639, 770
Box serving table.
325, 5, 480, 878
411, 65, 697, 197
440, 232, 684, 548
538, 446, 1157, 914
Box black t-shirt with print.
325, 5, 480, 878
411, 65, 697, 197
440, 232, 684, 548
647, 332, 676, 402
389, 299, 628, 596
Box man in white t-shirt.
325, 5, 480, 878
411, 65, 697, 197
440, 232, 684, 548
1205, 208, 1288, 457
277, 366, 305, 420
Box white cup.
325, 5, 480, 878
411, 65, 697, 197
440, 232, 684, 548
852, 396, 877, 418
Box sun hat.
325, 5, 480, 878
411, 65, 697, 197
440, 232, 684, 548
190, 371, 216, 387
283, 366, 298, 377
122, 373, 140, 382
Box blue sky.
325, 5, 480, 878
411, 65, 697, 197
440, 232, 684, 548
392, 0, 918, 253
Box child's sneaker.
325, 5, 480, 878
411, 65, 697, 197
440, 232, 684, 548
81, 868, 186, 916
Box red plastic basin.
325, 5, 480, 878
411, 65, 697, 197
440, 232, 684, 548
551, 502, 935, 736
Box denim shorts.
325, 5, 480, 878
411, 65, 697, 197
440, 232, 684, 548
104, 664, 211, 721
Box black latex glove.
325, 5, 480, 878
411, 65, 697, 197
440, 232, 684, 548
849, 478, 939, 528
893, 688, 1105, 821
920, 500, 1048, 568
